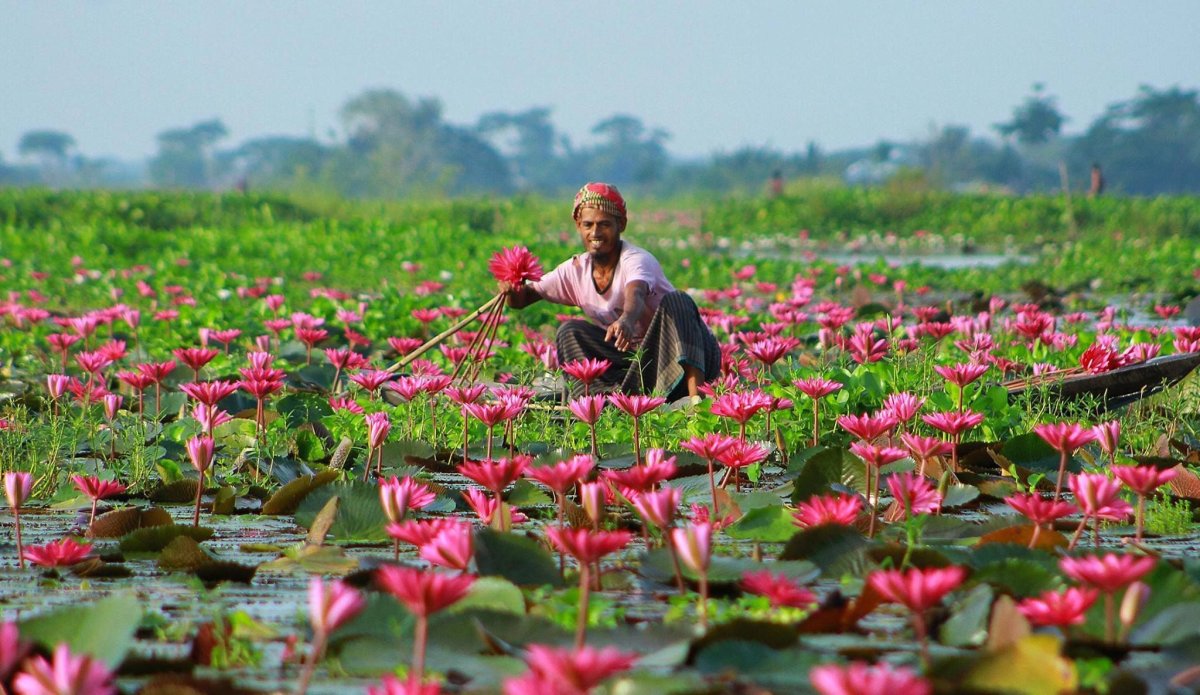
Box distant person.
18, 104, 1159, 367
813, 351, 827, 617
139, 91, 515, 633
501, 182, 720, 402
1089, 163, 1104, 197
769, 169, 784, 197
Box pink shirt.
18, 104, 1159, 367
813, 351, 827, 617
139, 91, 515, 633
532, 241, 675, 339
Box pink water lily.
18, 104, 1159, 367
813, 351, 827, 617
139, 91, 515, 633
810, 662, 931, 695
13, 643, 116, 695
1034, 422, 1098, 500
6, 472, 32, 569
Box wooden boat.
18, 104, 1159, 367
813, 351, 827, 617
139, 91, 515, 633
1006, 352, 1200, 410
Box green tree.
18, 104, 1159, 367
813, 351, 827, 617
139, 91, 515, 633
995, 83, 1066, 146
1071, 85, 1200, 194
326, 88, 511, 197
228, 136, 328, 190
17, 130, 77, 185
476, 107, 568, 192
149, 119, 229, 188
582, 114, 670, 187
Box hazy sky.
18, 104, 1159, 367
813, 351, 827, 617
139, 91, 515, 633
4, 1, 1198, 161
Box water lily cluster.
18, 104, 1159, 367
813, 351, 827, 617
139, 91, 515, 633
1, 203, 1200, 694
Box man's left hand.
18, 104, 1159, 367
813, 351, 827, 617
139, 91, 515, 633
604, 317, 638, 352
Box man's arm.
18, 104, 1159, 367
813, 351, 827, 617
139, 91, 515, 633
501, 281, 542, 309
604, 280, 648, 351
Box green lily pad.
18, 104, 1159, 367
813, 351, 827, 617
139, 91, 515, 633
778, 525, 869, 578
120, 524, 215, 553
294, 482, 388, 543
725, 505, 800, 543
261, 468, 341, 515
474, 528, 563, 588
20, 593, 141, 668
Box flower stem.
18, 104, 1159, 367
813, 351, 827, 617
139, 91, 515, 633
1135, 494, 1146, 542
1053, 451, 1068, 501
294, 631, 326, 695
575, 563, 591, 649
14, 508, 24, 569
413, 614, 429, 683
193, 469, 205, 527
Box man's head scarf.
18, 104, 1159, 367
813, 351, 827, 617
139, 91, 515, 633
572, 182, 627, 222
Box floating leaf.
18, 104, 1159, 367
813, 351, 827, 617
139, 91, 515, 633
262, 544, 359, 574
211, 485, 237, 515
1130, 602, 1200, 646
963, 634, 1076, 694
120, 524, 215, 553
941, 583, 994, 648
971, 559, 1058, 598
640, 548, 818, 587
148, 479, 200, 503
87, 506, 173, 539
450, 577, 526, 616
977, 524, 1067, 551
20, 593, 141, 667
693, 642, 821, 689
195, 561, 258, 585
474, 528, 563, 588
157, 535, 212, 571
690, 618, 799, 653
1002, 433, 1074, 475
69, 558, 132, 579
261, 468, 340, 515
789, 447, 847, 503
941, 484, 981, 509
506, 479, 552, 507
778, 525, 868, 578
725, 505, 799, 543
306, 496, 339, 545
295, 482, 388, 543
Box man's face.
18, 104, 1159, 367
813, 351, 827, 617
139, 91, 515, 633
575, 207, 624, 260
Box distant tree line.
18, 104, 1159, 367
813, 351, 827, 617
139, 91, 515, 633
2, 84, 1199, 197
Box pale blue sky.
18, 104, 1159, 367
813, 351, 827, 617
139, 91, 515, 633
3, 1, 1198, 161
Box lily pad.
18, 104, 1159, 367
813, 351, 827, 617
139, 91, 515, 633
261, 468, 341, 515
294, 482, 388, 543
778, 525, 869, 578
640, 548, 818, 587
725, 505, 800, 543
120, 524, 216, 553
962, 634, 1077, 694
474, 528, 563, 588
20, 593, 141, 668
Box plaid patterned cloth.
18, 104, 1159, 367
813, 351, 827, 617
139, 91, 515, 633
572, 182, 627, 221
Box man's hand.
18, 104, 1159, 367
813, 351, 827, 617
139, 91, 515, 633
500, 280, 540, 309
604, 317, 638, 352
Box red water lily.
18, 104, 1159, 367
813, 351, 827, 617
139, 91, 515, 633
1033, 422, 1098, 500
1019, 586, 1098, 631
376, 566, 475, 683
792, 493, 863, 528
489, 245, 544, 285
741, 570, 817, 609
24, 537, 92, 569
868, 565, 966, 665
810, 662, 931, 695
71, 475, 127, 526
505, 644, 637, 695
546, 527, 632, 647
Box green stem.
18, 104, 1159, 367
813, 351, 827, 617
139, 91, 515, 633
413, 614, 428, 683
575, 563, 591, 649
